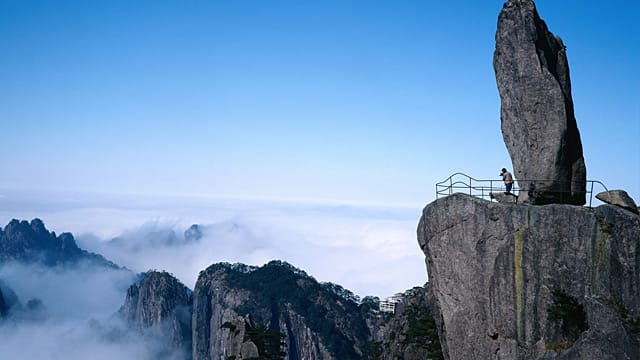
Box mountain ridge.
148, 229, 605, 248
0, 218, 119, 269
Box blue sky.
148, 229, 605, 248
1, 0, 638, 206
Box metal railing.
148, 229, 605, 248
435, 172, 609, 207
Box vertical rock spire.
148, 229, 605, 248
494, 0, 587, 205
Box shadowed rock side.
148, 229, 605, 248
0, 280, 48, 322
418, 194, 640, 359
121, 271, 192, 358
0, 291, 4, 317
0, 281, 19, 318
494, 0, 586, 205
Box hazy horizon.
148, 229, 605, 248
0, 189, 426, 298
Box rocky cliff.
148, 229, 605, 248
379, 286, 441, 360
494, 0, 586, 205
0, 218, 443, 359
419, 2, 639, 358
0, 219, 117, 268
120, 271, 192, 358
418, 193, 640, 359
192, 261, 377, 360
116, 260, 444, 360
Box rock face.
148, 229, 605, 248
116, 260, 445, 360
221, 314, 261, 359
121, 271, 192, 358
0, 219, 117, 268
596, 190, 639, 214
379, 286, 441, 360
192, 261, 377, 360
494, 0, 587, 205
418, 194, 640, 359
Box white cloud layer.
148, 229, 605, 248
0, 262, 183, 360
0, 190, 427, 297
0, 190, 428, 359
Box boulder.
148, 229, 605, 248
596, 190, 639, 214
494, 0, 587, 205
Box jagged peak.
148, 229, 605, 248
0, 218, 120, 269
29, 218, 46, 231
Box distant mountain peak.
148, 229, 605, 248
184, 224, 203, 242
0, 218, 118, 268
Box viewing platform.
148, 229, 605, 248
435, 172, 609, 207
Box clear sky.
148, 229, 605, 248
1, 0, 638, 206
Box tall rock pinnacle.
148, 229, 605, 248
494, 0, 587, 205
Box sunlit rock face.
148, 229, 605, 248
121, 271, 192, 358
191, 261, 372, 360
116, 259, 443, 360
494, 0, 586, 205
418, 194, 640, 359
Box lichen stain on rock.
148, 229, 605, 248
514, 228, 525, 342
590, 215, 610, 293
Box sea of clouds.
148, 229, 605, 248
0, 189, 427, 297
0, 260, 185, 359
0, 189, 427, 359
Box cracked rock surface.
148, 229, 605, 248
494, 0, 587, 205
418, 194, 640, 359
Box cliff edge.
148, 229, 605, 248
418, 194, 640, 359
